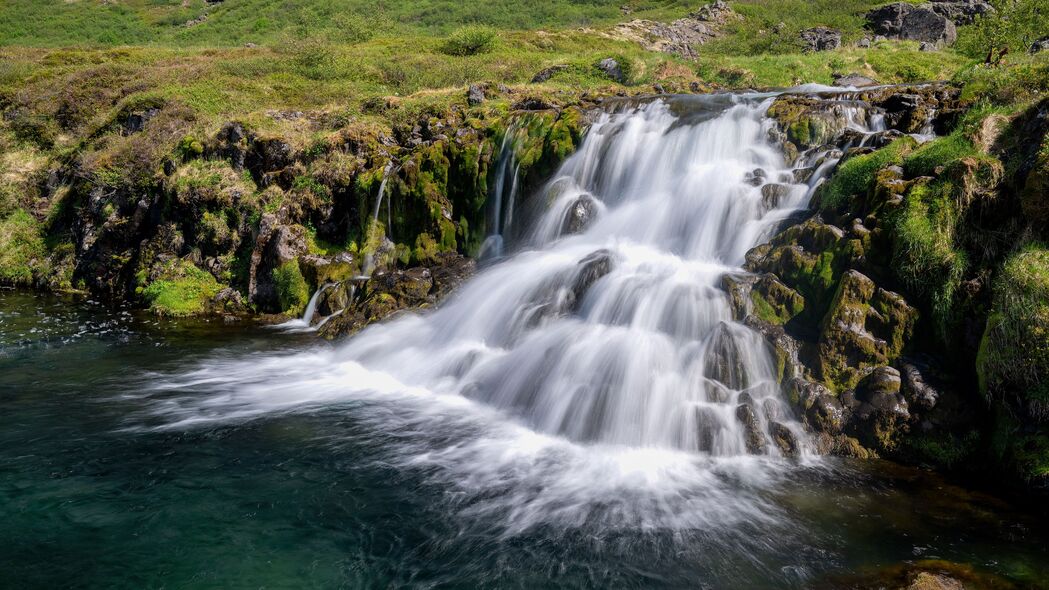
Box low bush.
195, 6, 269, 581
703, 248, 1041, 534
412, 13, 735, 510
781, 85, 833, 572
440, 26, 496, 57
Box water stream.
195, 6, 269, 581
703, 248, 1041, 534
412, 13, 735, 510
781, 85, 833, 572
2, 91, 1048, 588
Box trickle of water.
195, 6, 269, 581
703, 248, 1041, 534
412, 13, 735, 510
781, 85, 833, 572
479, 121, 525, 262
143, 89, 887, 534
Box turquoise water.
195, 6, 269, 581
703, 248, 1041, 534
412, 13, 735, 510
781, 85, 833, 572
1, 290, 1047, 589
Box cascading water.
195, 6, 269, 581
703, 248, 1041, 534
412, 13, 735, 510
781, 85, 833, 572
141, 89, 886, 535
361, 161, 396, 277
478, 121, 524, 262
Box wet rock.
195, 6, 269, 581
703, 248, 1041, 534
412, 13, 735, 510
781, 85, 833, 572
760, 183, 791, 211
317, 282, 353, 316
865, 3, 957, 46
832, 73, 878, 88
705, 322, 749, 389
800, 27, 842, 52
790, 378, 846, 434
299, 254, 354, 287
767, 96, 851, 150
597, 58, 626, 83
846, 366, 911, 452
744, 168, 768, 186
900, 360, 940, 411
721, 273, 758, 321
531, 64, 570, 83
560, 194, 598, 236
211, 287, 247, 314
769, 422, 800, 457
736, 401, 768, 455
750, 273, 805, 325
567, 249, 615, 309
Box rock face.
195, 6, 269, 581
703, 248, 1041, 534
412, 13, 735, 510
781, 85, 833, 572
866, 3, 957, 46
926, 0, 995, 25
608, 0, 736, 59
800, 27, 842, 52
597, 58, 625, 83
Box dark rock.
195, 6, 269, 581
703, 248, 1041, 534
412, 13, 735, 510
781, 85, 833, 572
1031, 36, 1049, 54
865, 3, 957, 46
847, 366, 911, 452
760, 183, 791, 211
560, 194, 599, 236
832, 73, 879, 88
567, 249, 615, 309
790, 378, 846, 434
705, 322, 749, 389
512, 97, 556, 111
597, 58, 626, 83
122, 108, 159, 135
769, 422, 800, 457
900, 360, 940, 411
800, 27, 842, 52
919, 41, 936, 51
926, 0, 995, 25
531, 64, 569, 83
736, 401, 767, 454
467, 84, 486, 106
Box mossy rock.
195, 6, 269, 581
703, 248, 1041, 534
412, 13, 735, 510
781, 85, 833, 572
750, 274, 805, 325
138, 258, 223, 317
766, 96, 848, 150
816, 270, 918, 392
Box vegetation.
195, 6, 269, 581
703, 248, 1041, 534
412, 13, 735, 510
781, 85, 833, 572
273, 260, 310, 315
817, 138, 915, 210
0, 209, 48, 286
139, 259, 223, 316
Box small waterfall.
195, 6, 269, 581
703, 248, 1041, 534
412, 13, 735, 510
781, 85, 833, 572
273, 283, 332, 332
147, 88, 890, 533
361, 162, 396, 277
479, 121, 524, 262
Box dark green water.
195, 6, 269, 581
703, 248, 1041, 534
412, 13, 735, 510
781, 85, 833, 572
1, 290, 1047, 589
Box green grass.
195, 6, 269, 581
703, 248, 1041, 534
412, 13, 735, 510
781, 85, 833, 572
817, 137, 916, 211
903, 132, 979, 178
273, 260, 310, 315
0, 209, 48, 285
978, 243, 1049, 400
139, 259, 223, 316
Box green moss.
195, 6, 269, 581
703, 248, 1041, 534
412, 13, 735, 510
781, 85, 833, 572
0, 209, 49, 286
902, 133, 978, 178
906, 430, 980, 469
272, 260, 310, 316
139, 259, 222, 316
890, 179, 967, 340
817, 137, 916, 211
978, 243, 1049, 400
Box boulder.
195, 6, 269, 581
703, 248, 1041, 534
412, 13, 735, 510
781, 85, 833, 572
567, 249, 615, 310
845, 366, 911, 452
815, 270, 918, 391
736, 400, 768, 454
597, 58, 626, 83
1031, 36, 1049, 54
800, 27, 842, 52
560, 194, 599, 236
467, 84, 486, 106
531, 64, 569, 83
705, 322, 750, 389
925, 0, 994, 25
865, 3, 957, 46
749, 273, 805, 325
769, 422, 801, 457
760, 183, 792, 211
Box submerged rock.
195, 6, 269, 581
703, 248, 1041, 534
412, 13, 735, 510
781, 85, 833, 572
560, 194, 598, 236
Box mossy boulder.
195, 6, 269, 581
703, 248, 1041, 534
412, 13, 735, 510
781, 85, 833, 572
816, 270, 918, 392
767, 96, 849, 153
750, 273, 805, 325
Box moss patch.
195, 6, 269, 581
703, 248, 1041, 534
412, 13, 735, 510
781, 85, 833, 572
0, 209, 48, 286
817, 138, 915, 211
272, 260, 310, 316
139, 259, 222, 316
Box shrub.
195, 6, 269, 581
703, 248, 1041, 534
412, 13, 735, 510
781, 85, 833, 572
273, 260, 309, 315
440, 26, 496, 57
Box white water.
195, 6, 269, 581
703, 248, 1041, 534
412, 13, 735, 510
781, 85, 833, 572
141, 91, 881, 535
361, 161, 396, 277
478, 121, 523, 262
272, 283, 332, 332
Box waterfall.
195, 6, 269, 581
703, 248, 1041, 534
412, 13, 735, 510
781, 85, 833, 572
273, 283, 332, 332
145, 89, 885, 533
361, 162, 395, 277
478, 121, 524, 262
